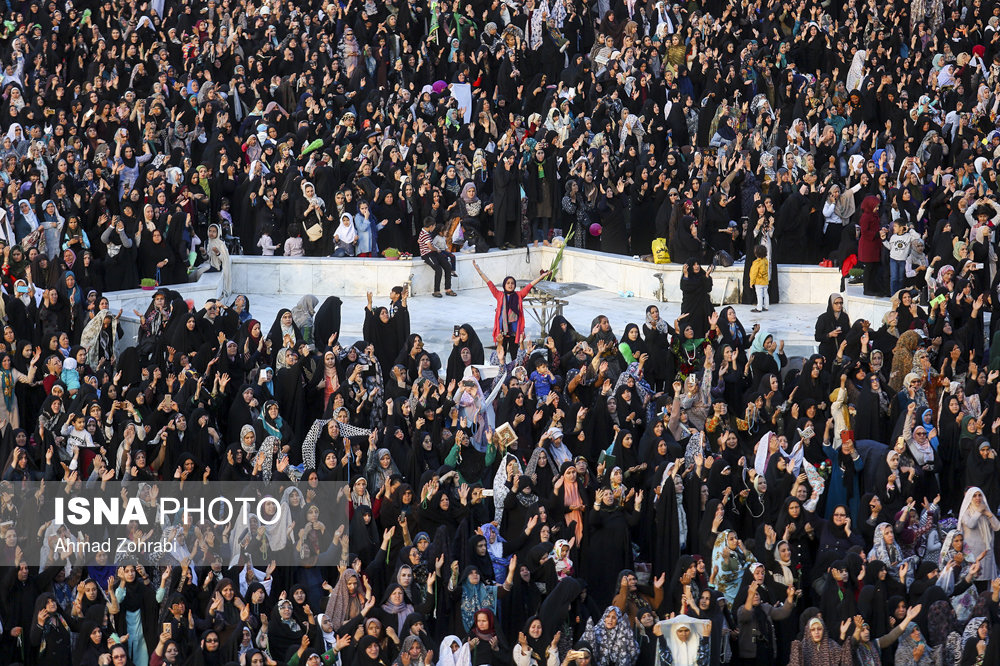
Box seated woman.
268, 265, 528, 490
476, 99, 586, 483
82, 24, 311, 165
254, 400, 297, 461
894, 288, 927, 332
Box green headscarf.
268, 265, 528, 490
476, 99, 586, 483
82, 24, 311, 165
749, 330, 774, 356
680, 334, 706, 353
960, 415, 977, 442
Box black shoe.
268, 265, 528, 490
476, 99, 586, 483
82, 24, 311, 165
432, 292, 443, 298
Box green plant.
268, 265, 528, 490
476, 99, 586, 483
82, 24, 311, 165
544, 226, 575, 280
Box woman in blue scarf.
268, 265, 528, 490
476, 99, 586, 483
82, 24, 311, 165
58, 269, 84, 308
920, 408, 940, 451
480, 522, 511, 583
230, 294, 252, 324
748, 329, 787, 388
453, 565, 499, 633
40, 199, 63, 259
442, 164, 463, 202
354, 199, 385, 257
717, 306, 750, 367
254, 399, 294, 452
13, 199, 37, 243
711, 529, 757, 606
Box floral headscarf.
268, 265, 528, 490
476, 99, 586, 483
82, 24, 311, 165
926, 600, 956, 647
459, 567, 497, 632
480, 523, 510, 582
962, 617, 987, 652
711, 530, 756, 605
323, 569, 363, 630
896, 623, 933, 666
591, 606, 639, 666
868, 522, 905, 572
492, 454, 522, 524
939, 529, 971, 577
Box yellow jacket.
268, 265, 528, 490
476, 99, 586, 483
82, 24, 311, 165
750, 257, 769, 286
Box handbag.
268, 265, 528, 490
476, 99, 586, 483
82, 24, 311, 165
951, 584, 979, 623
713, 250, 734, 267
21, 227, 40, 250
652, 238, 670, 264
305, 222, 324, 242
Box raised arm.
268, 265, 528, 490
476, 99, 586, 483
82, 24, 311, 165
472, 261, 501, 298
471, 260, 489, 285
527, 270, 552, 289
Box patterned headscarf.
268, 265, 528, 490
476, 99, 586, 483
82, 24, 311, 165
962, 617, 987, 652
240, 424, 256, 454
590, 606, 639, 666
480, 523, 510, 582
868, 522, 905, 570
939, 530, 971, 578
258, 436, 278, 482
492, 453, 522, 524
459, 567, 497, 632
323, 569, 363, 631
926, 600, 956, 647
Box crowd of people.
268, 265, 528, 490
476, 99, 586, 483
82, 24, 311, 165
3, 254, 1000, 666
7, 0, 1000, 664
7, 0, 1000, 302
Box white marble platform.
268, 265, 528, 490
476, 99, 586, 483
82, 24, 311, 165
226, 248, 843, 304
228, 250, 548, 298
102, 250, 857, 361
843, 285, 894, 325
547, 248, 844, 304
104, 274, 223, 348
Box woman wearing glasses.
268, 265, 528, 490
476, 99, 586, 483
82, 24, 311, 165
814, 293, 850, 364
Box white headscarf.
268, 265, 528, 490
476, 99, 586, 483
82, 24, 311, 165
5, 123, 23, 142
17, 199, 37, 230
753, 431, 778, 477
206, 223, 232, 297
657, 615, 710, 666
335, 213, 357, 244
959, 486, 996, 553
937, 64, 957, 88
908, 427, 934, 466
316, 614, 338, 651
300, 180, 325, 209
437, 635, 471, 666
492, 453, 522, 524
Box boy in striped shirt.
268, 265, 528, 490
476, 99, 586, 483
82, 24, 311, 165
418, 217, 456, 297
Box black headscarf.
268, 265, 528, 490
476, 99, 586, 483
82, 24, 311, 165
446, 324, 485, 383
313, 296, 343, 349
536, 577, 583, 645
547, 315, 580, 358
